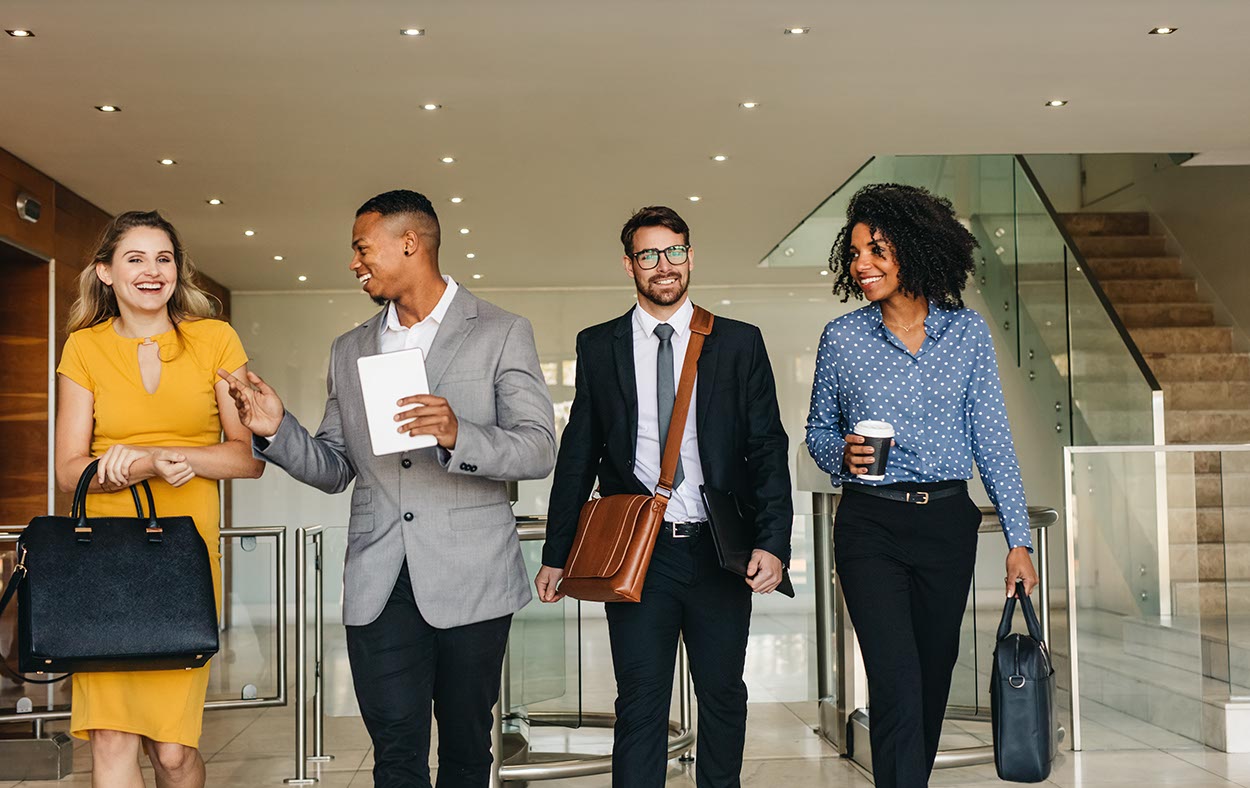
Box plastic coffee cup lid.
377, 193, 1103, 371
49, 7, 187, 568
854, 420, 895, 438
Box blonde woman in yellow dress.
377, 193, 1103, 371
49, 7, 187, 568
54, 210, 263, 788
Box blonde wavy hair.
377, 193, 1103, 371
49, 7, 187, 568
67, 210, 218, 333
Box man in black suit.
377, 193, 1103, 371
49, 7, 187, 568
535, 206, 792, 787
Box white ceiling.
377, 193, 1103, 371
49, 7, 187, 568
2, 0, 1248, 293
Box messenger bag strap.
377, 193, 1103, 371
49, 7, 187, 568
0, 546, 68, 685
656, 306, 714, 499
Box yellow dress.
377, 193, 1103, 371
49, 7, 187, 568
56, 317, 248, 747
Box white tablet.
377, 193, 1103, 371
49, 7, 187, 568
356, 348, 439, 456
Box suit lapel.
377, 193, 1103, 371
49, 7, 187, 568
695, 319, 720, 434
355, 307, 386, 360
425, 288, 478, 389
612, 308, 639, 451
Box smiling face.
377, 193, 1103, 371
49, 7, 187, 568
350, 211, 422, 306
623, 225, 694, 308
848, 222, 902, 302
95, 226, 178, 315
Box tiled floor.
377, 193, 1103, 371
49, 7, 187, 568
14, 703, 1250, 787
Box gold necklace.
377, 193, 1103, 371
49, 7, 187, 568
884, 318, 923, 333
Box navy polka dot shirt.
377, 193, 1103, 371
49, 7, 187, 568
805, 301, 1033, 551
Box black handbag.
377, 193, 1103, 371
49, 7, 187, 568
0, 459, 219, 681
991, 581, 1058, 783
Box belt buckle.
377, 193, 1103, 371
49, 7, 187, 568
671, 522, 693, 539
909, 491, 930, 505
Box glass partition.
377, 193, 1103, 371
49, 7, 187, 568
1063, 446, 1250, 751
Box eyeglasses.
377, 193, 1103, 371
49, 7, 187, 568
630, 245, 690, 269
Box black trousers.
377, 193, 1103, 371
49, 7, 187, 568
834, 483, 981, 788
604, 529, 753, 788
345, 562, 512, 788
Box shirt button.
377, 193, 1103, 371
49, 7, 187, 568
401, 458, 412, 469
403, 512, 414, 522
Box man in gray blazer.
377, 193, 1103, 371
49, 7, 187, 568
219, 190, 556, 788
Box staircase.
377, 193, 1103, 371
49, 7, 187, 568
1060, 212, 1250, 618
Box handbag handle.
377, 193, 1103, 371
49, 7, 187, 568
996, 580, 1044, 643
70, 459, 161, 543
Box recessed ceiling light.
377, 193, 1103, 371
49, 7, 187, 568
711, 154, 728, 162
459, 228, 470, 235
720, 299, 732, 305
441, 156, 455, 164
820, 270, 829, 276
688, 196, 701, 202
401, 28, 424, 37
207, 198, 223, 206
739, 101, 760, 109
158, 158, 176, 166
450, 197, 463, 204
273, 255, 284, 261
244, 229, 255, 237
466, 253, 476, 259
472, 274, 482, 280
784, 27, 811, 35
1149, 26, 1178, 35
297, 275, 307, 282
1045, 99, 1068, 107
421, 103, 442, 111
95, 105, 121, 113
6, 29, 34, 37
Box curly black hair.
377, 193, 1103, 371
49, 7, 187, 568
828, 183, 978, 310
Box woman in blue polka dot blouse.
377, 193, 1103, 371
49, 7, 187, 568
806, 183, 1037, 788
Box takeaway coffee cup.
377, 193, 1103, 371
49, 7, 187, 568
852, 420, 895, 481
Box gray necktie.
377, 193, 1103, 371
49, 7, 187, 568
654, 323, 684, 490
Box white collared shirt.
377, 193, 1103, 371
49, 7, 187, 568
632, 298, 706, 522
379, 276, 459, 356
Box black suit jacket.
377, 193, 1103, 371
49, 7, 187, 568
543, 305, 793, 569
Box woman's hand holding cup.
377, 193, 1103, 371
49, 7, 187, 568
845, 420, 896, 480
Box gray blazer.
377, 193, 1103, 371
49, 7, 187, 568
257, 288, 556, 627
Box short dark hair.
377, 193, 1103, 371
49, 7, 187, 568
356, 189, 438, 223
828, 183, 978, 310
620, 206, 690, 256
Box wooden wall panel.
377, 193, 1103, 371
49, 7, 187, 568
0, 245, 49, 525
0, 149, 56, 259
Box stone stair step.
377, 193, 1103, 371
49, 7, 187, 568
1165, 410, 1250, 443
1102, 278, 1200, 304
1174, 580, 1250, 616
1132, 326, 1233, 354
1061, 212, 1152, 236
1163, 381, 1250, 411
1147, 353, 1250, 382
1086, 257, 1185, 279
1116, 302, 1216, 328
1169, 507, 1250, 544
1072, 234, 1169, 257
1016, 262, 1066, 282
1167, 542, 1250, 582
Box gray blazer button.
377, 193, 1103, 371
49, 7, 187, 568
459, 462, 470, 471
469, 464, 478, 473
403, 512, 414, 522
401, 459, 412, 469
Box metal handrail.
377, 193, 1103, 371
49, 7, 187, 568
285, 525, 329, 785
0, 526, 288, 727
1014, 154, 1163, 393
758, 156, 877, 265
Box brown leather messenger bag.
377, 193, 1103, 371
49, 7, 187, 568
558, 306, 714, 603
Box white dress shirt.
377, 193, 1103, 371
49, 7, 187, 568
379, 275, 459, 355
632, 298, 706, 522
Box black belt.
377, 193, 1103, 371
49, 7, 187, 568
663, 520, 706, 538
844, 481, 966, 505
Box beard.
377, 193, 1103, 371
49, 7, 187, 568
635, 270, 690, 307
370, 294, 387, 307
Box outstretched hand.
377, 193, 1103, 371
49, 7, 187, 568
217, 368, 285, 437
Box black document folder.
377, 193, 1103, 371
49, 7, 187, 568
699, 485, 795, 598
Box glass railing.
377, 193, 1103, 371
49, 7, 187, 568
762, 153, 1163, 452
1064, 445, 1250, 751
